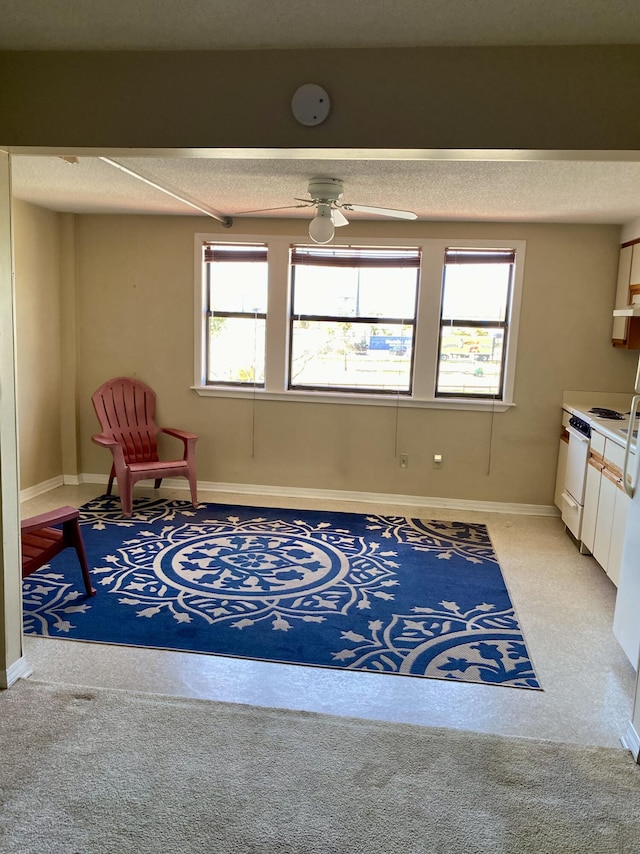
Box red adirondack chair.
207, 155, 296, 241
91, 377, 198, 517
21, 505, 96, 596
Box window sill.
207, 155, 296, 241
192, 385, 514, 412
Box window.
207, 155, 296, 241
203, 243, 267, 386
436, 248, 515, 399
289, 246, 420, 394
196, 234, 524, 411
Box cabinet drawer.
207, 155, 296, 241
561, 490, 583, 540
590, 431, 606, 456
605, 439, 626, 471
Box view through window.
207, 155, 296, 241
289, 246, 420, 393
436, 248, 514, 398
199, 238, 522, 406
204, 243, 267, 386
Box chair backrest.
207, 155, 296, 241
92, 377, 160, 464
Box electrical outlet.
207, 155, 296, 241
400, 454, 409, 469
433, 453, 443, 469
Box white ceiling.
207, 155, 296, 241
6, 1, 640, 227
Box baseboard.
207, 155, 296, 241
19, 475, 64, 503
621, 721, 640, 763
79, 473, 559, 517
0, 656, 33, 689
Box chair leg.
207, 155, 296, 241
120, 487, 133, 518
107, 464, 116, 496
187, 470, 198, 509
63, 517, 96, 597
154, 478, 162, 489
114, 471, 133, 517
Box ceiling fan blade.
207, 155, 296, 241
235, 203, 313, 215
332, 208, 349, 227
344, 204, 418, 220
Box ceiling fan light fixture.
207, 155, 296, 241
308, 204, 335, 244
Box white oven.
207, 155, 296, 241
561, 416, 591, 541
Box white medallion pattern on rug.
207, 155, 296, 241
22, 497, 540, 689
92, 515, 400, 631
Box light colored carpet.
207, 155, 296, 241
1, 679, 639, 854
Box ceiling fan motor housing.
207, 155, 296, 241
308, 178, 344, 203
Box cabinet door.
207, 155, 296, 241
554, 436, 569, 510
613, 245, 632, 343
630, 242, 640, 284
593, 472, 616, 572
607, 486, 630, 588
581, 459, 602, 554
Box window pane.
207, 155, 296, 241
208, 317, 265, 384
209, 261, 268, 313
290, 321, 413, 392
436, 326, 504, 396
441, 263, 510, 322
293, 265, 417, 319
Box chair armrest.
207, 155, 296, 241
161, 427, 198, 462
21, 505, 79, 534
92, 433, 126, 466
161, 428, 199, 443
91, 433, 121, 449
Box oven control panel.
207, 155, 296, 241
569, 415, 591, 438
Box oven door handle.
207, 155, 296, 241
562, 490, 580, 509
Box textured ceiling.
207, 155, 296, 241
6, 2, 640, 225
0, 0, 639, 50
10, 153, 640, 226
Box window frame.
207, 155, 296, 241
435, 247, 515, 401
288, 245, 421, 396
194, 233, 525, 413
201, 242, 269, 388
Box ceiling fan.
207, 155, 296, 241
238, 178, 418, 244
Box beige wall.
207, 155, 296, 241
2, 43, 640, 694
3, 45, 640, 509
13, 200, 63, 490
65, 213, 636, 507
1, 47, 640, 150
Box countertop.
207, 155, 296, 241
561, 390, 636, 451
562, 391, 632, 421
589, 417, 637, 450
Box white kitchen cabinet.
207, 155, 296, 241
554, 410, 571, 511
587, 434, 633, 587
630, 241, 640, 282
613, 244, 633, 344
590, 429, 606, 457
612, 241, 640, 349
581, 457, 602, 554
554, 435, 569, 510
593, 471, 617, 574
608, 488, 630, 587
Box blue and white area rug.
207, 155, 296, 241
23, 497, 540, 689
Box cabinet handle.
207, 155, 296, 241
602, 466, 622, 486
563, 492, 579, 509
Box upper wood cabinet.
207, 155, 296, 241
612, 240, 640, 349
